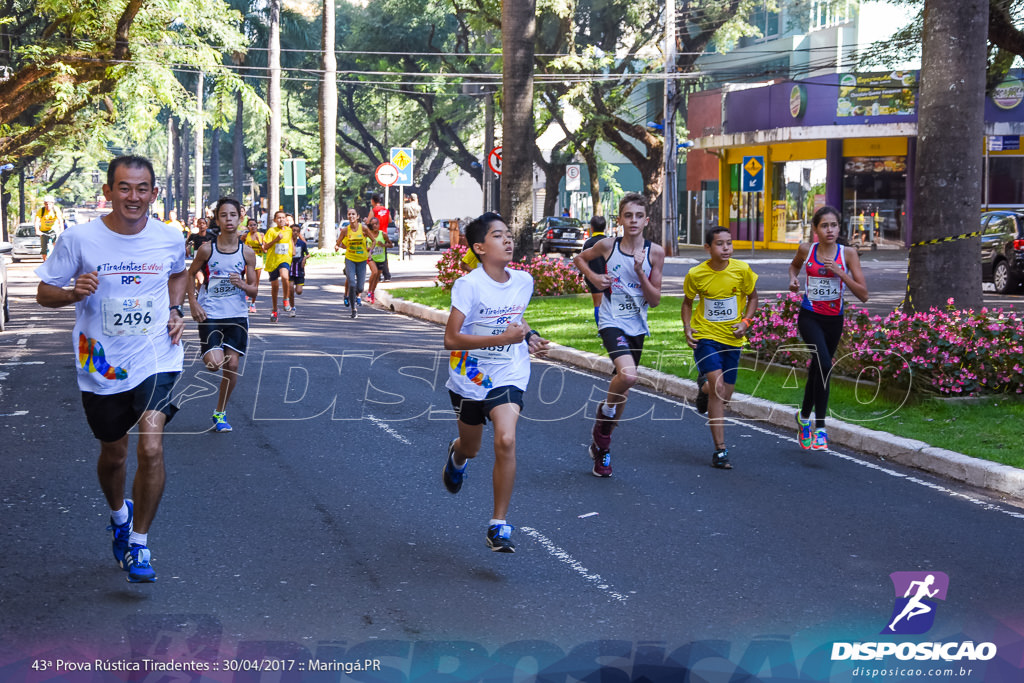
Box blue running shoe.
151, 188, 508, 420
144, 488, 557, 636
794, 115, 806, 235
486, 524, 515, 553
106, 500, 133, 570
442, 439, 467, 494
125, 544, 156, 583
212, 411, 232, 433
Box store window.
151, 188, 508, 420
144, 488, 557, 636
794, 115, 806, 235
842, 156, 907, 249
772, 159, 828, 243
985, 156, 1024, 206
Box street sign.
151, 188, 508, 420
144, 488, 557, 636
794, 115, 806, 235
566, 164, 581, 191
375, 162, 399, 187
488, 146, 502, 175
742, 155, 765, 193
283, 158, 306, 196
390, 147, 414, 186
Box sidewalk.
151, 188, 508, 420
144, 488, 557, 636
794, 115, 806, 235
373, 285, 1024, 504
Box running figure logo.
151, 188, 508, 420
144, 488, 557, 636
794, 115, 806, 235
882, 571, 949, 635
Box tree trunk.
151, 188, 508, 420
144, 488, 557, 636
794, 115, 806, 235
501, 0, 537, 260
319, 0, 337, 248
266, 0, 282, 218
194, 71, 205, 218
583, 145, 601, 216
233, 90, 245, 209
180, 120, 190, 220
907, 0, 989, 311
166, 117, 175, 219
209, 125, 220, 204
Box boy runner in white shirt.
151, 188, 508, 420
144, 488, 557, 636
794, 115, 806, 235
441, 212, 550, 553
35, 155, 187, 583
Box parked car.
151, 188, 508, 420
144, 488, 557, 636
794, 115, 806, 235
300, 221, 320, 243
424, 219, 455, 251
532, 216, 587, 255
11, 223, 43, 262
980, 210, 1024, 294
0, 240, 10, 331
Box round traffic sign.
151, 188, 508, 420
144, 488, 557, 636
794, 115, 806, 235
375, 162, 399, 187
487, 146, 502, 175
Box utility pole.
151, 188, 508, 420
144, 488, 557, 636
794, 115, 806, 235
267, 0, 282, 219
662, 0, 679, 257
484, 90, 495, 212
319, 0, 337, 248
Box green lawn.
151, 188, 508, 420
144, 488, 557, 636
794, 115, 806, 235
389, 287, 1024, 467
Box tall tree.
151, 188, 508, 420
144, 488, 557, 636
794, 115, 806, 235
501, 0, 538, 257
320, 0, 338, 248
267, 0, 283, 218
905, 0, 989, 311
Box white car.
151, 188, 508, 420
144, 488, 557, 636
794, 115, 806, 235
300, 221, 320, 243
11, 223, 43, 262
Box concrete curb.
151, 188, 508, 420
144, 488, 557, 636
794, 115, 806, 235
374, 289, 1024, 503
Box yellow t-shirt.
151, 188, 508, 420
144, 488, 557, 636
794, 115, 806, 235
38, 207, 62, 232
461, 249, 480, 270
244, 230, 265, 256
342, 225, 370, 262
263, 226, 293, 271
683, 259, 758, 347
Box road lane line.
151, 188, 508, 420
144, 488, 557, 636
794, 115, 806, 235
546, 361, 1024, 522
365, 413, 412, 445
519, 526, 630, 603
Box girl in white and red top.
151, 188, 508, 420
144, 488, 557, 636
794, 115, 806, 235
787, 206, 869, 451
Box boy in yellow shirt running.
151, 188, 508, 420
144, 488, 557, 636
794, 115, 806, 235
681, 226, 759, 470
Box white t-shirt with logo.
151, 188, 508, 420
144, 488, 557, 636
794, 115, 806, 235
35, 217, 186, 395
446, 267, 534, 401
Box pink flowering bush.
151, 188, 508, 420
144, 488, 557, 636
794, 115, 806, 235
435, 246, 586, 296
748, 292, 1024, 396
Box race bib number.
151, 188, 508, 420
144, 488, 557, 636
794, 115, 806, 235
275, 243, 289, 255
102, 297, 157, 337
472, 321, 515, 361
370, 244, 384, 257
207, 277, 237, 299
807, 276, 841, 302
611, 291, 643, 319
703, 296, 739, 322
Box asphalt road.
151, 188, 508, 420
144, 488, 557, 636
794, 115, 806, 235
1, 257, 1022, 682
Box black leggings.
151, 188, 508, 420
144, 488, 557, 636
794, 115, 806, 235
798, 308, 844, 430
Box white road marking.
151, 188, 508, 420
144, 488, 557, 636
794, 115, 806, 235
0, 411, 29, 417
578, 512, 599, 519
519, 526, 629, 602
0, 361, 44, 366
365, 413, 412, 445
546, 360, 1024, 522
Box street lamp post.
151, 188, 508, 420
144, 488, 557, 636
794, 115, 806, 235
0, 163, 15, 241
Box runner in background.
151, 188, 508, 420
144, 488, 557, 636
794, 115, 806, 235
787, 206, 868, 451
288, 221, 309, 316
263, 210, 293, 322
366, 215, 390, 304
580, 215, 608, 326
370, 194, 392, 281
35, 196, 65, 262
243, 217, 265, 314
681, 226, 759, 470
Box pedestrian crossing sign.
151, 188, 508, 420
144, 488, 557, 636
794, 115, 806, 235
390, 147, 414, 186
742, 155, 765, 193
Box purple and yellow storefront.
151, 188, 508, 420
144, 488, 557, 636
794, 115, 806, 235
690, 73, 922, 251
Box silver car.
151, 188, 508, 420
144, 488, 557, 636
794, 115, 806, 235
11, 223, 43, 262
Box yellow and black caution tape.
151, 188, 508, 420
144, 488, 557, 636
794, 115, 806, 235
903, 230, 984, 310
909, 230, 983, 248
